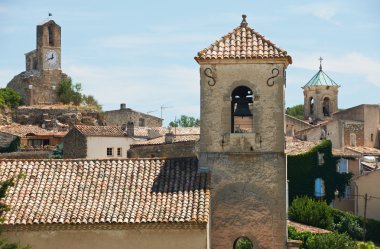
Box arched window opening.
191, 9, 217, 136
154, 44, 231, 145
309, 97, 314, 115
323, 97, 330, 116
48, 26, 54, 46
314, 178, 325, 198
233, 237, 253, 249
231, 86, 253, 133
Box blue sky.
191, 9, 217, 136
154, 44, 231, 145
0, 0, 379, 125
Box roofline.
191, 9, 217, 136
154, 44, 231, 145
194, 57, 292, 66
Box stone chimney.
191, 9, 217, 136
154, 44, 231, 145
127, 121, 134, 137
165, 132, 174, 144
120, 103, 126, 110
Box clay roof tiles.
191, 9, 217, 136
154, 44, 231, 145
74, 125, 125, 137
195, 15, 292, 64
132, 134, 200, 147
0, 158, 209, 226
0, 124, 66, 137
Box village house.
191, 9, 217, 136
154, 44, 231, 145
355, 169, 380, 221
0, 124, 66, 151
63, 125, 135, 159
104, 103, 162, 127
129, 133, 199, 158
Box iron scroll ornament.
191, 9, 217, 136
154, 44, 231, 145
266, 68, 280, 87
204, 67, 216, 86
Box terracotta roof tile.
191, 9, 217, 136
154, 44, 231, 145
288, 220, 331, 234
74, 125, 125, 137
132, 127, 200, 138
195, 16, 292, 63
132, 134, 200, 146
0, 124, 66, 137
0, 158, 209, 225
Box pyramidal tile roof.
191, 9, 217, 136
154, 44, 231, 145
0, 158, 209, 226
302, 68, 340, 88
195, 15, 292, 63
74, 125, 125, 137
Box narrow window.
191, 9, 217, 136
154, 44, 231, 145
48, 26, 54, 46
337, 159, 348, 173
117, 147, 122, 156
371, 133, 374, 142
314, 178, 325, 197
233, 237, 253, 249
106, 147, 113, 156
309, 97, 314, 115
350, 133, 356, 146
139, 118, 145, 127
323, 97, 330, 116
231, 86, 253, 133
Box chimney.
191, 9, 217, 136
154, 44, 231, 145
120, 103, 126, 110
127, 122, 134, 137
165, 132, 174, 144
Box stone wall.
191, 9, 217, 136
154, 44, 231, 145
15, 106, 100, 128
63, 128, 87, 158
0, 132, 18, 150
0, 107, 13, 125
343, 122, 364, 147
7, 70, 69, 105
104, 107, 162, 127
285, 114, 313, 137
129, 141, 196, 158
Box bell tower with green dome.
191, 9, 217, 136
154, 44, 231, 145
302, 57, 340, 121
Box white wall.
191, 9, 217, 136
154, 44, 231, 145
86, 136, 134, 159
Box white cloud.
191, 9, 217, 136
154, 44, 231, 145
291, 2, 340, 24
293, 52, 380, 87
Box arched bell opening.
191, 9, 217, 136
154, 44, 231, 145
309, 97, 314, 116
231, 86, 253, 133
323, 97, 330, 116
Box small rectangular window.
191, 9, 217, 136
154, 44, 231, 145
318, 152, 324, 165
117, 147, 122, 156
337, 159, 348, 173
350, 133, 356, 146
106, 147, 113, 156
139, 118, 145, 127
371, 133, 374, 142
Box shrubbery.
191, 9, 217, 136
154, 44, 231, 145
0, 88, 22, 108
289, 196, 333, 229
289, 196, 380, 244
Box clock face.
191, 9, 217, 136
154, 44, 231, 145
44, 50, 58, 69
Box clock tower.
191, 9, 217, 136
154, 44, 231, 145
7, 18, 68, 105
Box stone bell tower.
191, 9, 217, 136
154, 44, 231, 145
7, 17, 68, 105
195, 15, 292, 249
303, 58, 340, 122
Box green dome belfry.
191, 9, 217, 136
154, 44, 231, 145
302, 57, 340, 121
302, 58, 340, 88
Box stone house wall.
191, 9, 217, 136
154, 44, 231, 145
343, 122, 364, 147
63, 128, 87, 158
4, 225, 207, 249
285, 114, 312, 137
129, 141, 196, 158
104, 107, 162, 127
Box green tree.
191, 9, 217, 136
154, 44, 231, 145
0, 88, 22, 108
0, 177, 30, 249
57, 78, 83, 105
169, 115, 200, 127
286, 104, 304, 120
82, 95, 102, 111
304, 233, 357, 249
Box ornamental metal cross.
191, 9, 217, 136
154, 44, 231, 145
319, 57, 323, 70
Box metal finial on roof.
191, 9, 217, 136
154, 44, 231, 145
319, 57, 323, 71
241, 14, 248, 27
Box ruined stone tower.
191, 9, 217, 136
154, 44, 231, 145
195, 15, 292, 249
7, 18, 68, 105
302, 59, 340, 121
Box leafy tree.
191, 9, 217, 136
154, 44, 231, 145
57, 78, 83, 105
286, 104, 304, 120
169, 115, 200, 127
304, 232, 357, 249
234, 237, 253, 249
0, 177, 30, 249
82, 95, 102, 111
0, 88, 22, 108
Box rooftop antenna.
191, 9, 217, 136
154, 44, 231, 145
160, 105, 171, 120
319, 57, 323, 71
